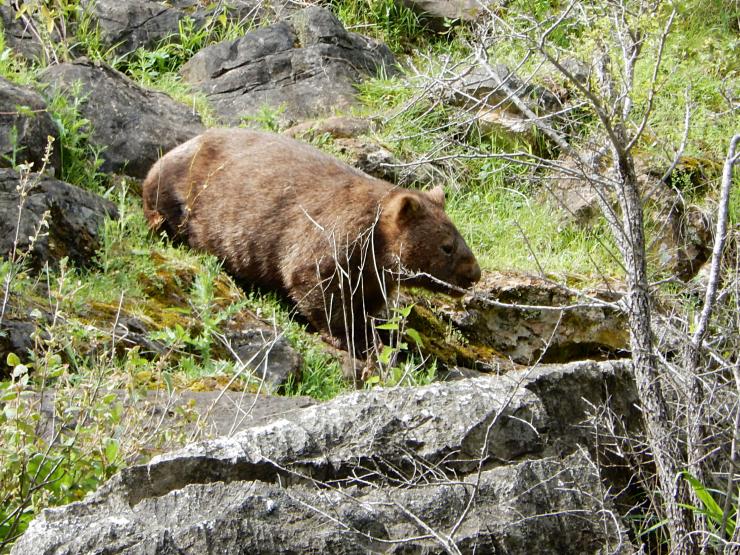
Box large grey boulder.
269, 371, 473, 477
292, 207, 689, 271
0, 168, 117, 270
0, 77, 60, 173
181, 6, 399, 125
12, 360, 637, 554
84, 0, 285, 56
39, 59, 204, 178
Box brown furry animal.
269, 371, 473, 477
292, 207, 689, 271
142, 128, 480, 349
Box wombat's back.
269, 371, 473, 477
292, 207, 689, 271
142, 128, 391, 290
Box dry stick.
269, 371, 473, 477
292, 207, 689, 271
729, 262, 740, 547
720, 398, 740, 546
684, 134, 740, 543
689, 134, 740, 358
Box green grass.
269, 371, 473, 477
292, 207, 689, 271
0, 30, 35, 85
628, 1, 739, 163
448, 181, 621, 277
329, 0, 432, 53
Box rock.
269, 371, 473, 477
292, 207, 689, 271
167, 389, 316, 438
0, 77, 60, 173
39, 59, 205, 178
400, 0, 483, 26
181, 6, 398, 125
221, 318, 303, 389
27, 387, 316, 446
651, 201, 713, 281
0, 168, 118, 270
284, 115, 374, 140
451, 271, 629, 365
0, 317, 38, 375
12, 360, 637, 554
110, 254, 302, 389
0, 4, 61, 61
84, 0, 283, 56
539, 58, 593, 105
546, 148, 715, 280
454, 64, 562, 142
333, 136, 445, 187
546, 146, 606, 225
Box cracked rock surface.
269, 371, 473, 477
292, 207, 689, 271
39, 60, 204, 178
181, 6, 398, 125
0, 77, 60, 173
12, 360, 637, 554
0, 168, 117, 270
83, 0, 289, 55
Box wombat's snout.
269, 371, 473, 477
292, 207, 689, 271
468, 260, 482, 285
456, 243, 481, 288
461, 257, 481, 287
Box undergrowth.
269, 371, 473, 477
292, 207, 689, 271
0, 0, 738, 550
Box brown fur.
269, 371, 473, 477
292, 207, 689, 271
142, 128, 480, 348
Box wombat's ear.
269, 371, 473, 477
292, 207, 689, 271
426, 186, 445, 208
392, 193, 422, 222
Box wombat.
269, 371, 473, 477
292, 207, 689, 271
142, 128, 480, 350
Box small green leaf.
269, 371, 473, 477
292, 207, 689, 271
393, 304, 414, 318
406, 328, 423, 347
6, 352, 20, 367
379, 345, 394, 365
375, 322, 399, 331
104, 439, 120, 464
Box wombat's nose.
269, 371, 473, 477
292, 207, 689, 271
469, 261, 481, 284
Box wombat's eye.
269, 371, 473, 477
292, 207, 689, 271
441, 243, 454, 255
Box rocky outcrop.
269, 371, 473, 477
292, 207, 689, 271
0, 168, 118, 270
401, 0, 483, 26
546, 149, 715, 280
12, 360, 637, 554
453, 64, 562, 144
0, 77, 60, 173
463, 272, 629, 364
181, 6, 398, 125
84, 0, 285, 56
409, 270, 629, 368
39, 59, 204, 178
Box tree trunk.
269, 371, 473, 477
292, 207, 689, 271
614, 147, 698, 554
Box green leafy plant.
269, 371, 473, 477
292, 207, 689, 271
681, 471, 737, 541
240, 104, 286, 132
45, 84, 106, 192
